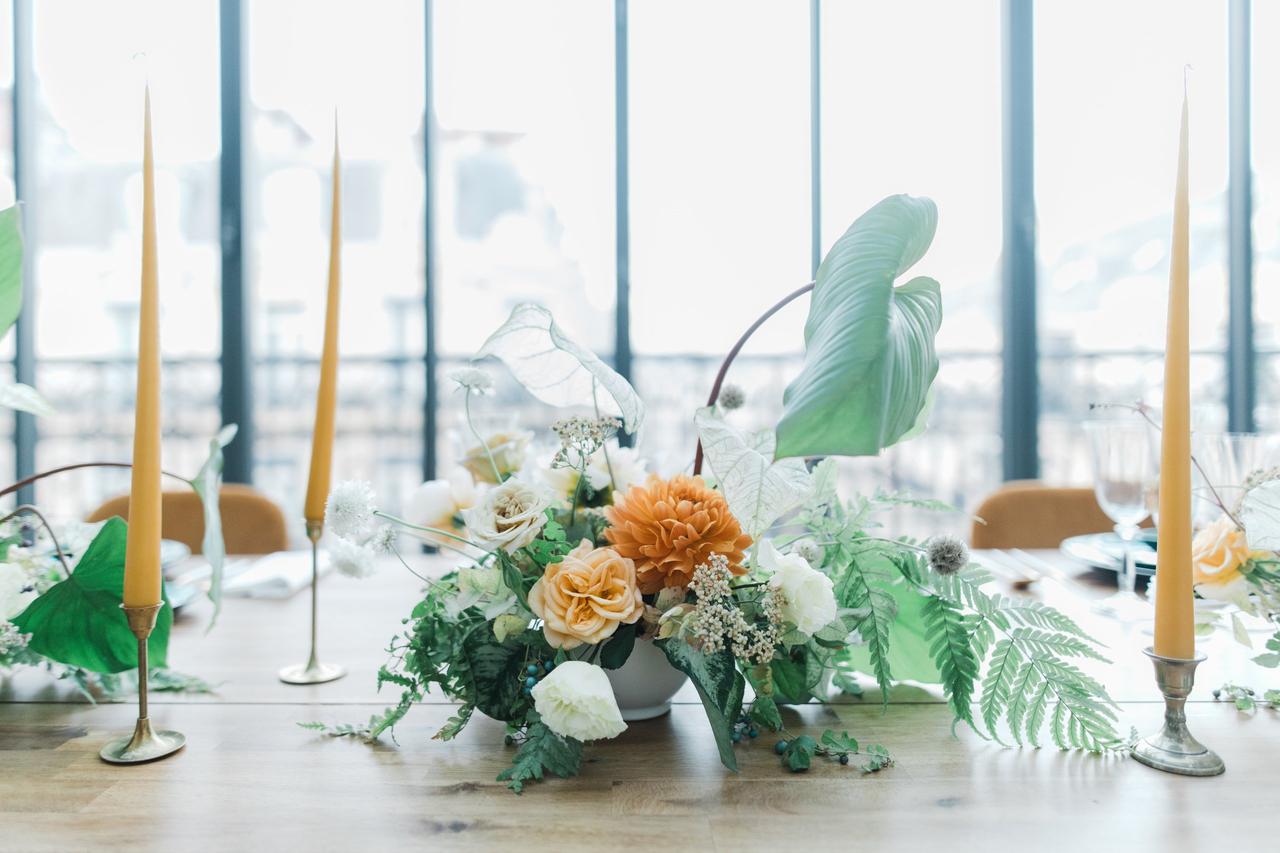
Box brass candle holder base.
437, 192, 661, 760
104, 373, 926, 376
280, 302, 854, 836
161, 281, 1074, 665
1131, 647, 1225, 777
279, 520, 345, 686
100, 602, 186, 765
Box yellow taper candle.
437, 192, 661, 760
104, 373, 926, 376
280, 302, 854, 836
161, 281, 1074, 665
1153, 87, 1195, 660
302, 125, 342, 525
122, 87, 163, 608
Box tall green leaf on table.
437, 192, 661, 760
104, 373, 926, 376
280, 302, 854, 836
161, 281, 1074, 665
188, 424, 237, 627
839, 571, 941, 691
658, 638, 745, 771
12, 517, 172, 673
0, 204, 52, 417
694, 406, 810, 538
775, 194, 942, 460
476, 303, 644, 433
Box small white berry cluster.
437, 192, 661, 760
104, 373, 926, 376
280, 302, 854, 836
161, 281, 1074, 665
0, 620, 28, 655
689, 554, 784, 665
549, 415, 620, 472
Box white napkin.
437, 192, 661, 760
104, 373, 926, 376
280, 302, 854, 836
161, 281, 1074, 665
221, 550, 333, 599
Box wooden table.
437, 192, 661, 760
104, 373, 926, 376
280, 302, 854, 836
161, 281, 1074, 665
2, 549, 1275, 852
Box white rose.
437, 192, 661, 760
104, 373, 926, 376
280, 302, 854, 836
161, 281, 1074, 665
759, 539, 837, 636
462, 477, 549, 553
0, 563, 35, 622
588, 442, 647, 494
405, 467, 478, 531
531, 661, 627, 741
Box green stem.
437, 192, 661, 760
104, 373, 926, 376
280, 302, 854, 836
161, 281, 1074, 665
592, 381, 618, 491
0, 504, 71, 577
373, 510, 492, 554
464, 390, 502, 483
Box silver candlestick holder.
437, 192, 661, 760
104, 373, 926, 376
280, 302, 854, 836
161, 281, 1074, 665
1131, 647, 1225, 777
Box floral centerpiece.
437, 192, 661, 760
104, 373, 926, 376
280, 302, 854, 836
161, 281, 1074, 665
315, 196, 1121, 791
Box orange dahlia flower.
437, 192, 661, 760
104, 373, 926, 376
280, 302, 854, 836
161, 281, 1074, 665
604, 474, 752, 594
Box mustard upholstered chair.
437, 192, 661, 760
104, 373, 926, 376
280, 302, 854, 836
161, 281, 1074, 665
87, 483, 289, 555
970, 480, 1140, 550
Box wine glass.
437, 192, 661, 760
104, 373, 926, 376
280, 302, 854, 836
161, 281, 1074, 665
1084, 420, 1155, 619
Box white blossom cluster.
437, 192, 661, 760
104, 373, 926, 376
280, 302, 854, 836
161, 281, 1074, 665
550, 415, 620, 473
689, 554, 784, 665
0, 620, 27, 656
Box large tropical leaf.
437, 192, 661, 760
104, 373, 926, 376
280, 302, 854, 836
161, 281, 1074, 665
694, 406, 810, 537
775, 194, 942, 459
1241, 479, 1280, 551
476, 303, 643, 432
189, 424, 237, 627
12, 517, 172, 673
658, 639, 745, 771
0, 382, 53, 416
0, 204, 23, 340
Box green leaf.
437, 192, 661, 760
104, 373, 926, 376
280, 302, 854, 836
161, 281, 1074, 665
0, 382, 53, 417
770, 654, 815, 704
477, 303, 644, 433
497, 721, 584, 793
189, 424, 236, 627
600, 622, 636, 670
922, 595, 981, 733
693, 406, 811, 537
658, 639, 745, 771
749, 695, 783, 731
462, 630, 526, 720
498, 551, 532, 610
12, 518, 172, 673
784, 734, 817, 771
831, 550, 902, 702
0, 204, 23, 341
775, 194, 942, 459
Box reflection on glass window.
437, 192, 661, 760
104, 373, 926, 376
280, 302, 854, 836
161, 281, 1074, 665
1036, 0, 1229, 484
248, 0, 425, 520
433, 0, 614, 479
1254, 2, 1280, 428
30, 0, 219, 519
822, 0, 1002, 531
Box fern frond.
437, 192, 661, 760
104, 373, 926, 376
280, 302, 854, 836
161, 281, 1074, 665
924, 559, 1122, 751
1007, 627, 1109, 663
923, 596, 981, 732
1004, 658, 1043, 745
834, 554, 899, 703
979, 638, 1023, 745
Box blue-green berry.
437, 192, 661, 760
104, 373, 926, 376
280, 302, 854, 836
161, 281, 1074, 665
774, 740, 788, 754
731, 731, 742, 743
839, 753, 850, 766
527, 664, 539, 676
544, 660, 555, 672
524, 676, 537, 688
748, 728, 759, 739
522, 686, 532, 696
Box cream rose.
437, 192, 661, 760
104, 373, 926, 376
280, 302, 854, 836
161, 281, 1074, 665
462, 430, 532, 485
528, 540, 644, 649
759, 539, 837, 636
461, 477, 548, 553
531, 661, 627, 741
1192, 516, 1252, 587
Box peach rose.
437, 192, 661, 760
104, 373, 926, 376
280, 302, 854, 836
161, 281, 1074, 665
1191, 516, 1252, 588
528, 540, 644, 649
